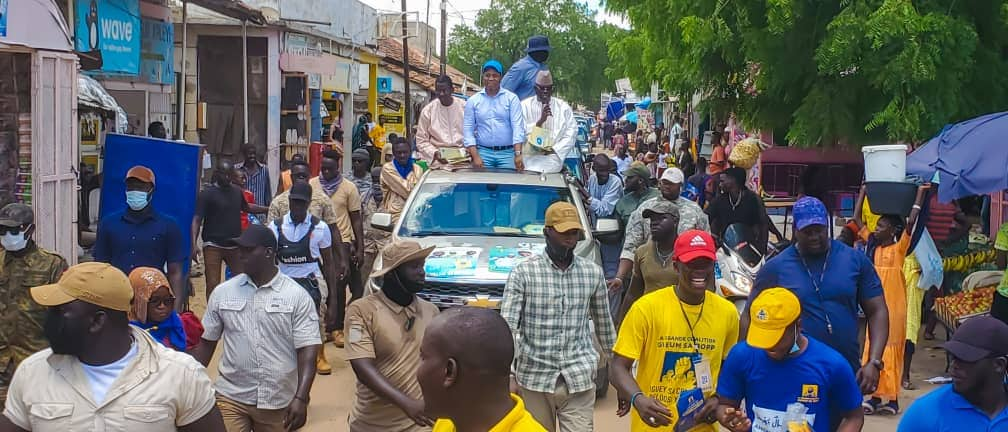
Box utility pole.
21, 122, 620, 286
440, 0, 447, 76
401, 1, 412, 144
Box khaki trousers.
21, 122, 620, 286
520, 377, 595, 432
217, 394, 286, 432
203, 245, 242, 299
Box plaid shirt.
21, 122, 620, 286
502, 253, 617, 394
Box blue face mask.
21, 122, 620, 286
125, 191, 149, 211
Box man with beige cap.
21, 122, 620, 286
345, 240, 439, 431
502, 202, 616, 432
520, 69, 576, 174
0, 262, 224, 431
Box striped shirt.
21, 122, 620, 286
236, 161, 272, 211
501, 253, 617, 394
202, 271, 321, 409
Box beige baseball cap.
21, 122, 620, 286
31, 262, 134, 312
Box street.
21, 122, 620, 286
188, 272, 945, 431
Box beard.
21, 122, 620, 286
43, 309, 88, 356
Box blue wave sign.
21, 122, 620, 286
76, 0, 140, 75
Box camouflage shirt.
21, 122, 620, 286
620, 196, 710, 260
0, 244, 67, 369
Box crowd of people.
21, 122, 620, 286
0, 35, 1007, 432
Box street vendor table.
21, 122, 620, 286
764, 197, 797, 237
933, 285, 996, 370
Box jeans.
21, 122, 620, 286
477, 146, 516, 169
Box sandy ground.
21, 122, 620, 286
186, 269, 950, 432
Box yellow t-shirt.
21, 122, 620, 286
432, 394, 548, 432
613, 289, 740, 432
370, 124, 387, 150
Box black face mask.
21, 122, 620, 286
43, 308, 89, 356
394, 269, 426, 294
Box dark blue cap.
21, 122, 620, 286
525, 35, 551, 53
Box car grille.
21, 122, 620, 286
418, 281, 505, 308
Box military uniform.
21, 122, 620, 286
620, 196, 710, 261
0, 244, 67, 402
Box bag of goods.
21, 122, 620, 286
728, 137, 766, 169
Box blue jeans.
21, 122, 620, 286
477, 146, 516, 169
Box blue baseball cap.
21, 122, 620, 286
793, 197, 829, 231
482, 60, 503, 75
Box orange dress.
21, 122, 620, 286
860, 228, 910, 401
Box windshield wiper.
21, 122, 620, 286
410, 230, 456, 237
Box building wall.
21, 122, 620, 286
241, 0, 377, 47
378, 17, 438, 57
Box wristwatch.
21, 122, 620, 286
867, 358, 884, 370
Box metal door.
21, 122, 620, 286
32, 50, 78, 264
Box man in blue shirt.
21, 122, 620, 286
463, 60, 526, 170
744, 196, 890, 395
501, 35, 550, 101
717, 288, 864, 432
94, 165, 187, 307
898, 316, 1008, 432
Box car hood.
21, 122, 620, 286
405, 235, 594, 284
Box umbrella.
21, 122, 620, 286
620, 111, 638, 124
905, 111, 1008, 202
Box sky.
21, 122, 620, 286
360, 0, 628, 54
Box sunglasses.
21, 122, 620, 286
0, 225, 26, 235
148, 296, 176, 307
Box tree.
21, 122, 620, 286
447, 0, 622, 109
606, 0, 1008, 146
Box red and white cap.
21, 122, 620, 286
673, 229, 716, 263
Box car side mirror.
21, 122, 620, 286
371, 213, 394, 232
594, 218, 619, 235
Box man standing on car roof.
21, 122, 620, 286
502, 202, 616, 432
416, 76, 467, 170
501, 35, 551, 101
463, 60, 527, 170
520, 70, 576, 174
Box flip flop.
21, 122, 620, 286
902, 380, 917, 390
879, 401, 899, 415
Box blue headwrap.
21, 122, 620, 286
132, 311, 188, 352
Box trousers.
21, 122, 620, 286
477, 146, 516, 169
520, 377, 594, 432
217, 394, 286, 432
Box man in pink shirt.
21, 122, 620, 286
416, 75, 467, 169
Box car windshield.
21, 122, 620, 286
399, 182, 576, 238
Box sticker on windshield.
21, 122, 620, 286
488, 244, 546, 273
425, 247, 482, 278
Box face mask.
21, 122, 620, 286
394, 268, 426, 294
1, 229, 29, 252
125, 191, 149, 211
43, 307, 89, 356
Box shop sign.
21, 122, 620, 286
76, 0, 141, 74
377, 76, 392, 93
381, 97, 401, 111
379, 114, 403, 125
0, 0, 8, 37
140, 17, 173, 84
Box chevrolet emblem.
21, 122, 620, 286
465, 296, 500, 308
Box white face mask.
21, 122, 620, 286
1, 229, 29, 252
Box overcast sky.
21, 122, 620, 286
360, 0, 628, 53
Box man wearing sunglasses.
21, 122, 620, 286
898, 316, 1008, 431
0, 203, 67, 404
520, 69, 576, 174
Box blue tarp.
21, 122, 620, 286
905, 111, 1008, 202
606, 100, 624, 122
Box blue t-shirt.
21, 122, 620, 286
898, 385, 1008, 432
93, 208, 187, 275
717, 337, 863, 432
752, 240, 883, 369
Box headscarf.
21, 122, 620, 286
128, 267, 187, 351
318, 174, 343, 196
393, 158, 415, 180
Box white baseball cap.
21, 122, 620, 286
660, 167, 685, 184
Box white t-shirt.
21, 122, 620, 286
80, 340, 139, 404
269, 213, 333, 278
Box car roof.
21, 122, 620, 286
421, 168, 569, 188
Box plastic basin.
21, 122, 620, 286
865, 181, 917, 217
862, 144, 908, 182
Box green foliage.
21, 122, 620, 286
606, 0, 1008, 145
446, 0, 623, 109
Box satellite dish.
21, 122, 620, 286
260, 6, 280, 22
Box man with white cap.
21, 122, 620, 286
502, 35, 551, 101
345, 240, 440, 431
520, 69, 576, 174
502, 202, 616, 432
609, 167, 709, 293
463, 60, 527, 170
0, 262, 225, 431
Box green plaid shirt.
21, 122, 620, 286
502, 253, 617, 394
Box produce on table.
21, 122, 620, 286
934, 285, 995, 329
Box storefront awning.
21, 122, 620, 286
185, 0, 266, 24
79, 75, 128, 132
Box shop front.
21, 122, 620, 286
0, 0, 80, 262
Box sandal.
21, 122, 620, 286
862, 398, 881, 415
879, 401, 899, 415
902, 380, 917, 390
923, 332, 935, 341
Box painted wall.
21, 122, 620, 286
242, 0, 377, 47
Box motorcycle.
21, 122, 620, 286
714, 224, 766, 314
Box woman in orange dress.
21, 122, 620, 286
853, 184, 926, 415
